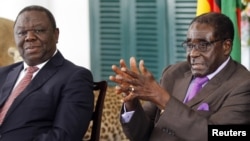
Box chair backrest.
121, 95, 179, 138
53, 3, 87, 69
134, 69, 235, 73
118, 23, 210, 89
85, 80, 107, 141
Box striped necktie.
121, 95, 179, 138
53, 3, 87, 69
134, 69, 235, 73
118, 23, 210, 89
0, 66, 39, 123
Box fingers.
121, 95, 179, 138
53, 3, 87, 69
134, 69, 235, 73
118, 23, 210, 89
109, 57, 146, 102
139, 59, 155, 79
109, 75, 122, 84
111, 65, 124, 75
110, 57, 144, 87
122, 92, 136, 102
110, 63, 131, 85
139, 60, 145, 74
110, 57, 164, 106
121, 86, 137, 102
139, 60, 149, 76
110, 58, 140, 85
120, 59, 127, 68
130, 57, 139, 74
115, 85, 134, 94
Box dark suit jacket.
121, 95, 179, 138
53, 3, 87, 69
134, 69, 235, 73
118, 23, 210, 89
0, 51, 94, 141
121, 58, 250, 141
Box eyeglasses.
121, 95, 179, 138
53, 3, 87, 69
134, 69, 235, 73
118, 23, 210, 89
182, 39, 223, 52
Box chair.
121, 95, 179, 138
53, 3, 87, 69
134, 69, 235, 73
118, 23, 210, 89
84, 80, 108, 141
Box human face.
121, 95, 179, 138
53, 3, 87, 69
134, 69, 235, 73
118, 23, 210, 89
185, 22, 231, 77
14, 10, 59, 66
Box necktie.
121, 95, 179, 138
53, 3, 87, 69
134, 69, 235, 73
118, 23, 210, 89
0, 66, 39, 123
185, 76, 208, 103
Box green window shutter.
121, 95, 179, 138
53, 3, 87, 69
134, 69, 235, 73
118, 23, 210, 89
166, 0, 196, 63
131, 0, 167, 82
90, 0, 122, 82
90, 0, 196, 84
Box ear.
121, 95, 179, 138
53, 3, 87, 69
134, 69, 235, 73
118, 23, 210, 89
222, 39, 232, 56
54, 28, 59, 43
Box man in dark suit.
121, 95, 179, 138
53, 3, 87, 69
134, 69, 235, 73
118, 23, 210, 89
0, 5, 94, 141
110, 12, 250, 141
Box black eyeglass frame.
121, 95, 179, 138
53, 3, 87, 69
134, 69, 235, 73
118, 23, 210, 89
181, 39, 224, 52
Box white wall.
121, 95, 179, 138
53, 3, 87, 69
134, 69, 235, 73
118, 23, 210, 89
0, 0, 91, 69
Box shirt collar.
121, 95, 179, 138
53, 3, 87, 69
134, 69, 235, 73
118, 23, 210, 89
206, 57, 230, 80
23, 49, 57, 71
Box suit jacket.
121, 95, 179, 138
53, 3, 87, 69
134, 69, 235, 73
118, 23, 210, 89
0, 51, 94, 141
121, 58, 250, 141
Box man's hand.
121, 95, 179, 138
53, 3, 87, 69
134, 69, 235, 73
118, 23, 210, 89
109, 57, 170, 110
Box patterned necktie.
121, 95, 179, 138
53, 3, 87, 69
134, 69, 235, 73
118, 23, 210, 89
184, 76, 209, 103
0, 66, 39, 123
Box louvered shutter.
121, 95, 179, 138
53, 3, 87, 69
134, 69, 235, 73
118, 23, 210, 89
166, 0, 196, 63
90, 0, 122, 83
131, 0, 167, 83
90, 0, 196, 84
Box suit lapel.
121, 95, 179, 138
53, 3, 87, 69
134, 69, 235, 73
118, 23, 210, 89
186, 77, 222, 106
0, 65, 23, 107
186, 59, 236, 106
4, 51, 64, 119
12, 64, 58, 102
172, 71, 193, 102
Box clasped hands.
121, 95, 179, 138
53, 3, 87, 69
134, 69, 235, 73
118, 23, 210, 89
109, 57, 169, 110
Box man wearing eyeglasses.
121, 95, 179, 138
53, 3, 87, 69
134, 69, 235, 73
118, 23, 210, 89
110, 12, 250, 141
